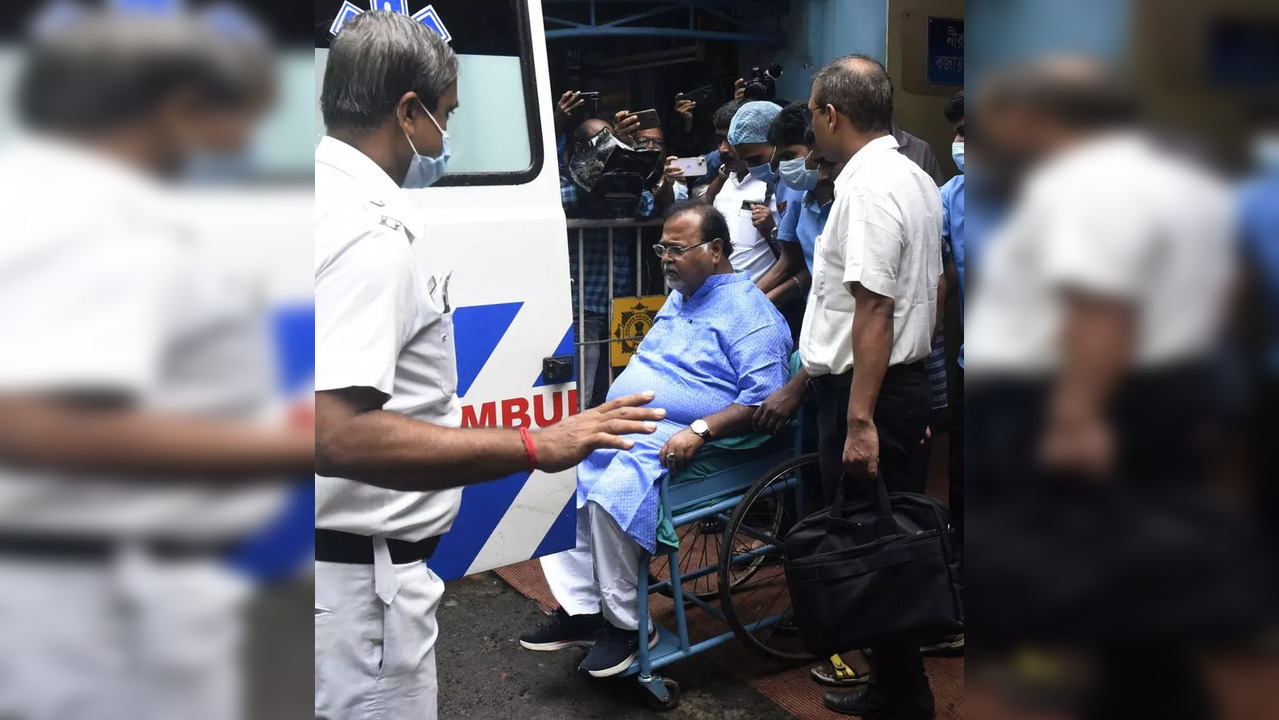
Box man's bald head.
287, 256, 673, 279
579, 117, 609, 139
566, 117, 610, 163
813, 54, 893, 133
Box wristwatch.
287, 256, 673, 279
690, 419, 712, 440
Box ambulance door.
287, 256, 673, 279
316, 0, 576, 580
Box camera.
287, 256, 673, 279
743, 63, 783, 102
568, 128, 663, 218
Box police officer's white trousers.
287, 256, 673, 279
314, 557, 444, 720
540, 501, 651, 632
0, 551, 249, 720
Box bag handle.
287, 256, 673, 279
828, 470, 890, 521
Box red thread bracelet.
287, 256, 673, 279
519, 426, 537, 472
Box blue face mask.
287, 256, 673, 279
747, 162, 776, 184
952, 141, 965, 173
778, 154, 818, 191
401, 99, 450, 189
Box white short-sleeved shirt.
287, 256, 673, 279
711, 172, 778, 282
965, 133, 1235, 374
0, 136, 285, 539
800, 135, 944, 376
313, 136, 462, 542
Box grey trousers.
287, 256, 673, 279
540, 501, 651, 632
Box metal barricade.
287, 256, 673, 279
567, 217, 666, 413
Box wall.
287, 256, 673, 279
761, 0, 963, 179
767, 0, 889, 105
966, 0, 1128, 85
886, 0, 964, 179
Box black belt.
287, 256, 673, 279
314, 529, 441, 565
813, 359, 928, 389
0, 533, 238, 563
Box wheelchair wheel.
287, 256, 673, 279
718, 452, 822, 663
650, 514, 731, 600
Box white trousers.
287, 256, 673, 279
314, 557, 444, 720
0, 551, 250, 720
540, 501, 650, 632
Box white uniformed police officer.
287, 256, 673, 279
313, 12, 667, 720
0, 14, 314, 720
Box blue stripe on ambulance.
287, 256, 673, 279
431, 303, 577, 579
227, 303, 315, 582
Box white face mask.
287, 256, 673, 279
778, 153, 818, 191
401, 99, 450, 189
951, 141, 965, 173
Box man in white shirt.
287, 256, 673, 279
313, 12, 665, 720
0, 15, 314, 720
962, 58, 1239, 720
701, 101, 778, 282
802, 55, 943, 719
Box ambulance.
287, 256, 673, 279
317, 0, 579, 579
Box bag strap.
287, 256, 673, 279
830, 472, 894, 528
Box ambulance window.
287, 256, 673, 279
315, 1, 543, 187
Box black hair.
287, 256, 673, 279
767, 101, 811, 147
665, 200, 733, 259
712, 99, 744, 132
813, 54, 893, 133
320, 11, 458, 134
944, 91, 964, 126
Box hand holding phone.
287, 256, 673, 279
669, 156, 707, 178
631, 109, 661, 131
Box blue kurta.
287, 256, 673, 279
576, 271, 793, 552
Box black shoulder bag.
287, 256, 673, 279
784, 474, 963, 655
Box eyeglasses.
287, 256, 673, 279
653, 239, 715, 258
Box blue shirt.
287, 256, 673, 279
774, 180, 805, 221
778, 191, 832, 275
940, 174, 965, 306
1240, 171, 1279, 372
576, 271, 793, 551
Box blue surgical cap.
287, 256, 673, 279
727, 101, 782, 145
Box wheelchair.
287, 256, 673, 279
618, 420, 825, 711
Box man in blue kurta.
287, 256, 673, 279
521, 200, 793, 678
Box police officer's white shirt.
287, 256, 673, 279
711, 171, 778, 282
964, 132, 1235, 375
0, 136, 285, 539
314, 136, 462, 543
800, 134, 944, 376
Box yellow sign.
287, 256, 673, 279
610, 295, 666, 367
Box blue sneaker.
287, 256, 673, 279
578, 622, 659, 678
519, 607, 603, 651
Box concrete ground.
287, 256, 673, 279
244, 572, 798, 719
436, 572, 796, 720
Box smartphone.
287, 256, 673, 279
632, 109, 661, 131
576, 91, 601, 115
671, 156, 708, 177
677, 85, 714, 105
